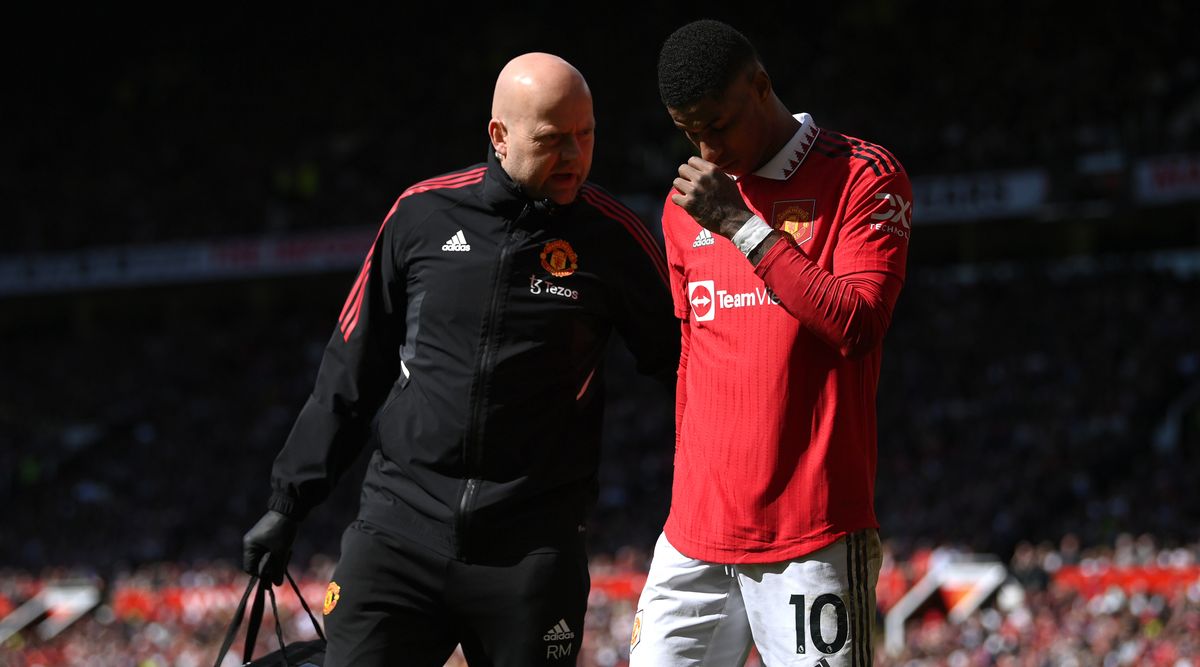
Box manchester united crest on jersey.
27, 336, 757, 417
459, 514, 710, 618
771, 199, 816, 244
630, 610, 643, 651
324, 581, 341, 615
540, 239, 578, 277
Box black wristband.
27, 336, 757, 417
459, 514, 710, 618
747, 231, 784, 267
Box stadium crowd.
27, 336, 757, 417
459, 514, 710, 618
3, 533, 1200, 665
3, 254, 1198, 663
6, 256, 1197, 572
7, 2, 1197, 252
879, 534, 1200, 666
4, 2, 1200, 664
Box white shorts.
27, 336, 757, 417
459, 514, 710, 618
629, 530, 882, 667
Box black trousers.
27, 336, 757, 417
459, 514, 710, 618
322, 519, 590, 666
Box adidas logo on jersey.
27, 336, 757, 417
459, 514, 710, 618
442, 230, 471, 251
543, 619, 576, 642
692, 228, 715, 247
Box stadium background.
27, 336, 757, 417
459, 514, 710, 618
3, 2, 1198, 665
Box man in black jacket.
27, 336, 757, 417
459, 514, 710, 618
241, 52, 678, 666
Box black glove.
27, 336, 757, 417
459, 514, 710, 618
242, 510, 298, 585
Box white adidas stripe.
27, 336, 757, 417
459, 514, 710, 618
442, 230, 471, 251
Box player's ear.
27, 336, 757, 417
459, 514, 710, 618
750, 66, 771, 101
488, 118, 508, 160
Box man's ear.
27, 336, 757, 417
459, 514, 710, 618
488, 118, 508, 159
751, 67, 772, 101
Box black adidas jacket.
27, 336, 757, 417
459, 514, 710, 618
266, 150, 679, 560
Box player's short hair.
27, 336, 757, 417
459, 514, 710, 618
657, 19, 759, 109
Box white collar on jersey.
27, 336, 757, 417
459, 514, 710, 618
752, 113, 820, 181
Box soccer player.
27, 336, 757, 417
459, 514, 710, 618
630, 20, 912, 666
241, 52, 678, 666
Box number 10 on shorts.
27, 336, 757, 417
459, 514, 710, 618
790, 593, 848, 655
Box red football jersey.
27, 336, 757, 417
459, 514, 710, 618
662, 113, 912, 563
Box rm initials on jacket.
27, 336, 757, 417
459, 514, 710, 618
442, 230, 471, 251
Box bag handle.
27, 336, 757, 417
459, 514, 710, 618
265, 584, 289, 667
286, 570, 326, 642
243, 577, 269, 663
213, 574, 259, 667
214, 568, 323, 667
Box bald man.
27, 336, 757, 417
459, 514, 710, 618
489, 53, 595, 205
241, 53, 678, 666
